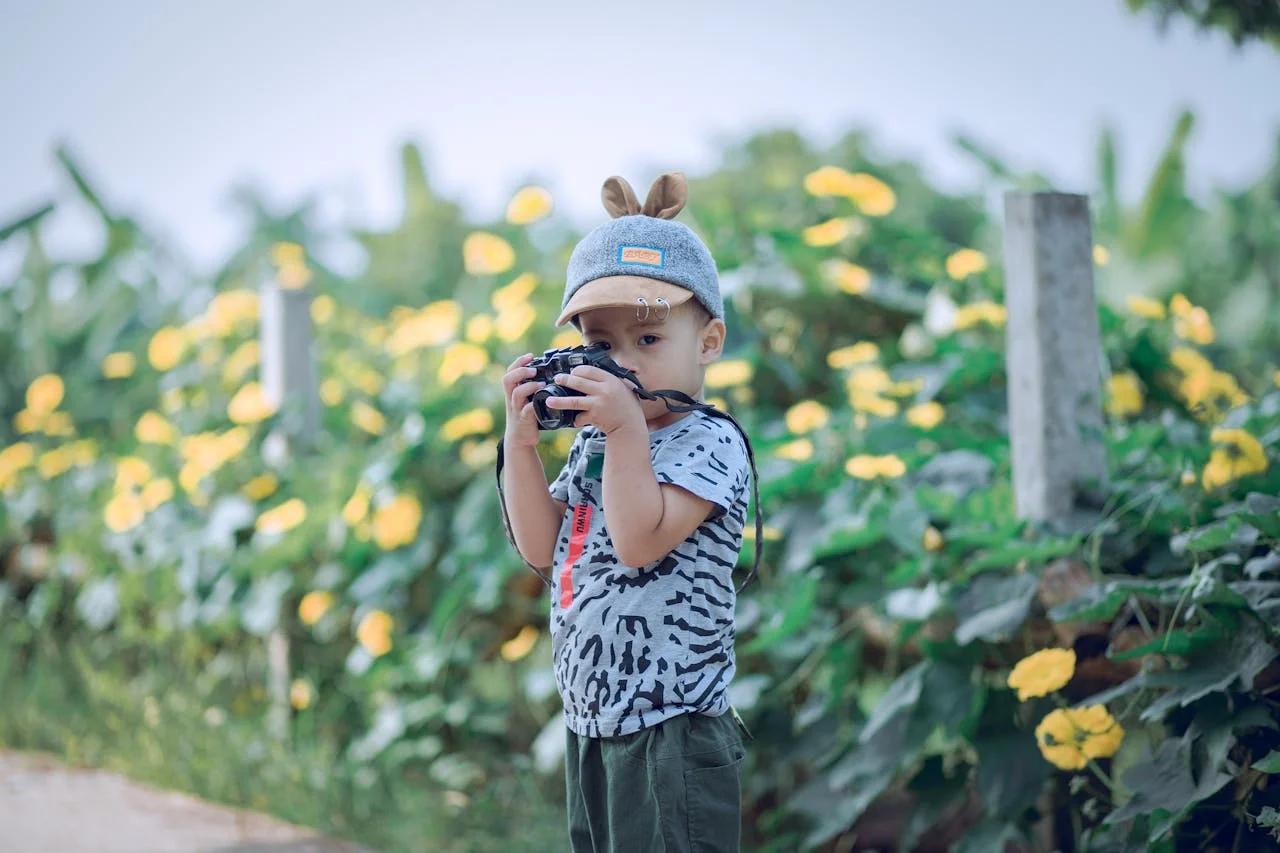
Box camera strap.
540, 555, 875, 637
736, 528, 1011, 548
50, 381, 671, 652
494, 389, 764, 596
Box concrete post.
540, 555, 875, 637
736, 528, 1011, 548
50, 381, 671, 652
1002, 192, 1107, 523
258, 277, 318, 740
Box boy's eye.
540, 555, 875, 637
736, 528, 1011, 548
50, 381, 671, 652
639, 334, 659, 345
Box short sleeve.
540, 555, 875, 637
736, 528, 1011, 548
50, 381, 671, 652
650, 414, 749, 519
548, 429, 589, 502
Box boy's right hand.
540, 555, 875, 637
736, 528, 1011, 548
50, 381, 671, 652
502, 353, 546, 448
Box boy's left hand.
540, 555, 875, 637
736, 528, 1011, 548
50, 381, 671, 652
544, 365, 646, 435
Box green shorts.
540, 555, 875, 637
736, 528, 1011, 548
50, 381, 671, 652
564, 711, 746, 853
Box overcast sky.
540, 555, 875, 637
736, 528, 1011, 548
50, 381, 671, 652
3, 0, 1279, 273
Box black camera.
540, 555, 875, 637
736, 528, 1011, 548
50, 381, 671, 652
523, 343, 637, 430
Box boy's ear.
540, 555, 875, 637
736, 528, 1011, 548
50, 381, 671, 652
698, 318, 726, 364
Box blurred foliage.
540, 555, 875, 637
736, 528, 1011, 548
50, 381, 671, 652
2, 116, 1280, 852
1127, 0, 1280, 47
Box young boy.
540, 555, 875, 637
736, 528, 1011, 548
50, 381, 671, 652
500, 172, 751, 852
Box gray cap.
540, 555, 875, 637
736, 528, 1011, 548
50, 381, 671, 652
556, 173, 722, 327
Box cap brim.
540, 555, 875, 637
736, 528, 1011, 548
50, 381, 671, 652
555, 276, 695, 327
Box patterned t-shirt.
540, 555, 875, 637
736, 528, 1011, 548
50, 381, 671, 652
547, 409, 750, 738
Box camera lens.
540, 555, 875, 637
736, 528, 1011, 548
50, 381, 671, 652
531, 385, 577, 430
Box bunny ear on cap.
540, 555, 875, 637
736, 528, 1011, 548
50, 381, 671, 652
601, 176, 642, 218
641, 172, 687, 220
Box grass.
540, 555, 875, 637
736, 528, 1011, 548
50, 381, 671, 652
0, 622, 569, 853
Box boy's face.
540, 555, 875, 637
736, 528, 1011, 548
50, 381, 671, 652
576, 301, 726, 430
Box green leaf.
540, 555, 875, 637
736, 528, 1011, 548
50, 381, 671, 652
741, 573, 818, 653
953, 571, 1039, 645
886, 492, 930, 555
1138, 619, 1277, 722
1170, 520, 1235, 554
1108, 617, 1229, 661
1050, 577, 1182, 623
1106, 734, 1232, 835
1254, 751, 1280, 773
961, 534, 1082, 578
860, 664, 924, 745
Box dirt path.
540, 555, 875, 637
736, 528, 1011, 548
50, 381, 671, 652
0, 750, 373, 853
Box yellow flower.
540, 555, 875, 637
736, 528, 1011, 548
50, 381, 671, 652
298, 590, 334, 626
343, 485, 371, 526
495, 303, 537, 341
846, 173, 896, 217
269, 242, 304, 267
256, 498, 307, 535
438, 342, 490, 386
37, 448, 76, 479
227, 382, 278, 425
365, 323, 388, 347
276, 260, 312, 289
1126, 295, 1166, 320
351, 401, 387, 436
459, 438, 498, 469
1169, 293, 1193, 317
222, 340, 260, 384
905, 402, 945, 430
1170, 346, 1213, 376
803, 165, 859, 197
500, 625, 540, 661
102, 352, 137, 379
850, 393, 900, 418
386, 300, 462, 355
1173, 306, 1215, 345
440, 408, 494, 442
802, 218, 853, 247
135, 411, 178, 445
466, 314, 494, 343
0, 442, 36, 488
953, 302, 1007, 330
492, 273, 539, 313
148, 326, 187, 371
26, 374, 64, 415
1202, 428, 1268, 490
463, 232, 516, 276
115, 456, 153, 491
373, 493, 423, 550
356, 610, 394, 657
320, 378, 344, 406
141, 477, 174, 511
847, 365, 892, 394
506, 186, 554, 225
205, 289, 259, 336
1181, 469, 1197, 486
1008, 648, 1076, 701
242, 473, 279, 501
844, 454, 907, 480
1035, 705, 1124, 770
775, 438, 814, 462
742, 524, 784, 541
945, 249, 988, 280
1093, 245, 1110, 266
64, 439, 94, 470
821, 259, 872, 295
13, 409, 40, 434
705, 360, 753, 389
827, 342, 879, 369
923, 526, 944, 552
289, 678, 315, 711
104, 493, 146, 533
1104, 372, 1144, 418
785, 400, 830, 434
311, 294, 335, 324
889, 379, 924, 398
548, 330, 579, 351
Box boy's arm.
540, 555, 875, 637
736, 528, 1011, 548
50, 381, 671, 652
501, 440, 568, 569
601, 424, 715, 568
